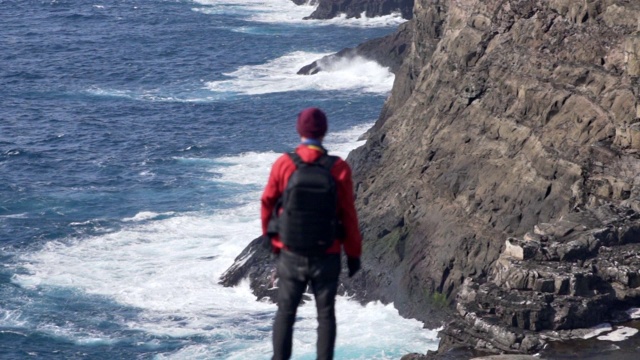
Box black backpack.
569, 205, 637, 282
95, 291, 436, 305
268, 152, 339, 253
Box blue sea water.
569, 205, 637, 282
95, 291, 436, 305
0, 1, 438, 359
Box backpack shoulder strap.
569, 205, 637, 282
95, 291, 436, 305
286, 152, 304, 168
317, 154, 338, 171
287, 151, 338, 170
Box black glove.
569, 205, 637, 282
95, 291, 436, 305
347, 257, 361, 278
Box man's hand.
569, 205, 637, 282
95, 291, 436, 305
347, 257, 361, 277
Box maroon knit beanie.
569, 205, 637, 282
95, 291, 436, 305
296, 107, 328, 139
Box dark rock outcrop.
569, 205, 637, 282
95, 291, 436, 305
297, 20, 412, 76
219, 236, 279, 302
299, 0, 414, 20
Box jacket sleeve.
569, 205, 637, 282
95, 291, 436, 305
333, 159, 362, 258
261, 156, 284, 235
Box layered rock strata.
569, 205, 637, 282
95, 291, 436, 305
435, 205, 640, 355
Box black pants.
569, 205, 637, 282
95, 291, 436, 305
272, 250, 341, 360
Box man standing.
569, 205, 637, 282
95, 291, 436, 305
261, 107, 362, 360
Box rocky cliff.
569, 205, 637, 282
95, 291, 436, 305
222, 0, 640, 356
348, 0, 640, 329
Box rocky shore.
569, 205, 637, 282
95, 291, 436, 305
292, 0, 414, 20
297, 20, 411, 76
222, 0, 640, 358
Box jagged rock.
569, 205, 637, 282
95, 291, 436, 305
400, 353, 430, 360
291, 0, 319, 5
432, 205, 640, 356
219, 236, 279, 302
503, 238, 540, 260
470, 356, 540, 360
297, 20, 411, 76
300, 0, 414, 20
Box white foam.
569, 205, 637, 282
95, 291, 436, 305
37, 322, 118, 346
192, 0, 406, 28
173, 157, 217, 165
0, 213, 29, 219
0, 308, 113, 346
14, 210, 259, 294
158, 298, 438, 360
193, 0, 315, 21
209, 151, 281, 187
84, 87, 225, 103
85, 87, 135, 99
69, 220, 94, 226
0, 307, 28, 328
122, 211, 175, 222
86, 52, 394, 102
597, 326, 639, 342
627, 307, 640, 319
583, 323, 613, 339
14, 206, 269, 340
206, 51, 394, 95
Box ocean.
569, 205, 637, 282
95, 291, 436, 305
0, 0, 439, 358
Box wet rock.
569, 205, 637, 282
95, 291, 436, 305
219, 236, 278, 302
301, 0, 414, 20
297, 20, 412, 76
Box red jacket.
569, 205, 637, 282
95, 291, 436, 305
261, 144, 362, 258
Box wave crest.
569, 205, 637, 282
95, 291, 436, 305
206, 51, 394, 95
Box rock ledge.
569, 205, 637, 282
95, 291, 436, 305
434, 205, 640, 356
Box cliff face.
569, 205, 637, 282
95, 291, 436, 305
347, 0, 640, 326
